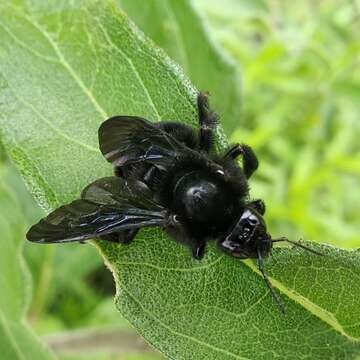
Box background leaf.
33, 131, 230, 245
197, 0, 360, 249
103, 241, 360, 359
0, 165, 53, 359
116, 0, 242, 135
0, 1, 359, 360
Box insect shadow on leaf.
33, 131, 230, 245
27, 92, 322, 314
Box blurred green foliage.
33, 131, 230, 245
0, 160, 54, 359
0, 0, 358, 359
198, 0, 360, 248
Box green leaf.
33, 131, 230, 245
0, 173, 53, 359
0, 1, 359, 360
116, 0, 242, 135
105, 242, 360, 359
0, 0, 200, 209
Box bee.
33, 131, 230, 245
27, 92, 321, 313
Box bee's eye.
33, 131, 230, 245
172, 215, 180, 223
248, 217, 259, 226
216, 169, 225, 176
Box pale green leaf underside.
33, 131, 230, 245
0, 1, 359, 360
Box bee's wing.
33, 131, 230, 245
26, 177, 168, 244
98, 116, 190, 167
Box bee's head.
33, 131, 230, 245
218, 200, 272, 259
217, 199, 322, 315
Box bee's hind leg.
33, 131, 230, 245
99, 229, 138, 244
197, 92, 218, 153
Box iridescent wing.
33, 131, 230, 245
26, 177, 168, 244
98, 116, 193, 168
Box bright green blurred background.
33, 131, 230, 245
1, 0, 359, 358
197, 0, 360, 249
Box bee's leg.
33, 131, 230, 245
114, 163, 135, 179
257, 249, 286, 314
99, 229, 138, 244
98, 233, 119, 243
118, 229, 139, 244
156, 121, 198, 149
165, 220, 207, 260
248, 199, 266, 215
192, 242, 207, 260
114, 166, 125, 178
223, 143, 259, 179
240, 144, 259, 178
197, 92, 218, 153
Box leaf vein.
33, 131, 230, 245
245, 260, 360, 342
95, 19, 161, 121
1, 75, 99, 153
23, 15, 109, 120
121, 284, 251, 360
117, 255, 224, 272
0, 21, 58, 63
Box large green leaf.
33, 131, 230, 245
0, 171, 53, 359
116, 0, 242, 135
0, 1, 359, 360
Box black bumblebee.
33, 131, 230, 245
27, 92, 321, 313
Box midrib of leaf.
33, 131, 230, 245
244, 259, 359, 342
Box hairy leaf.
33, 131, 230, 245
0, 1, 359, 360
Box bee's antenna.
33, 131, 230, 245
272, 237, 323, 256
257, 249, 286, 315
